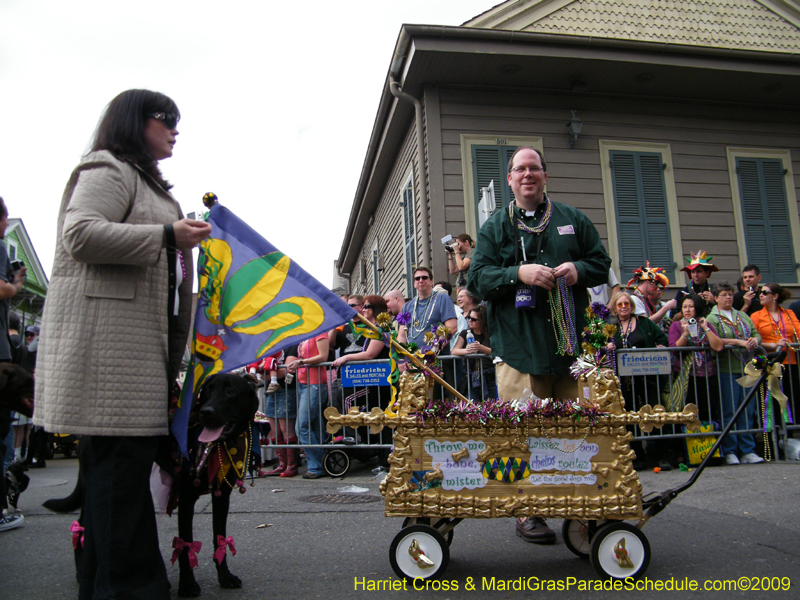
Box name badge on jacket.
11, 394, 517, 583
557, 225, 575, 235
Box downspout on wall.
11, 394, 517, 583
389, 73, 432, 270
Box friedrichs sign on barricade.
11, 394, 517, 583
340, 363, 391, 387
616, 350, 672, 376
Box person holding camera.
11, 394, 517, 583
668, 294, 724, 423
468, 146, 610, 544
446, 233, 475, 289
733, 264, 763, 316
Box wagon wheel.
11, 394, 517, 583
401, 517, 455, 546
562, 519, 607, 559
590, 523, 651, 580
323, 449, 350, 477
389, 525, 449, 581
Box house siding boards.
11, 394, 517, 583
338, 0, 800, 295
435, 87, 800, 284
351, 124, 419, 296
468, 0, 800, 52
346, 83, 800, 292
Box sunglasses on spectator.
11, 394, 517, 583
362, 304, 374, 310
414, 276, 430, 281
146, 112, 180, 129
760, 289, 773, 295
466, 316, 480, 322
348, 303, 361, 307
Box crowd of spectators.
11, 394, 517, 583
248, 248, 798, 478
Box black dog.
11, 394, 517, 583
171, 372, 259, 596
0, 362, 35, 417
43, 373, 259, 597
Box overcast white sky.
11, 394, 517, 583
0, 0, 493, 287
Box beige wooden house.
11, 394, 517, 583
336, 0, 800, 299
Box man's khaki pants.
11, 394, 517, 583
496, 362, 579, 401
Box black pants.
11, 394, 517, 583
80, 436, 169, 600
0, 409, 10, 511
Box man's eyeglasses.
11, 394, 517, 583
146, 112, 180, 129
414, 276, 430, 281
348, 303, 361, 308
509, 166, 544, 175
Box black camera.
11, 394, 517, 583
10, 259, 24, 272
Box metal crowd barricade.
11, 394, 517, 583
616, 344, 795, 463
256, 355, 497, 466
255, 345, 796, 469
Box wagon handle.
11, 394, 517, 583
638, 349, 787, 528
354, 313, 469, 403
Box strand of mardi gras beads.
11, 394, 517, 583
508, 197, 553, 235
548, 277, 578, 355
761, 382, 772, 462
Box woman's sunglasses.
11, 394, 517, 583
362, 304, 374, 310
146, 112, 180, 129
466, 316, 481, 322
760, 289, 774, 296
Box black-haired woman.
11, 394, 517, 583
668, 293, 724, 423
752, 283, 800, 410
452, 304, 496, 400
34, 89, 211, 599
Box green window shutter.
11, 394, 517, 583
737, 157, 797, 283
610, 151, 675, 283
401, 179, 416, 297
472, 145, 517, 231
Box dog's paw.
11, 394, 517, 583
219, 572, 242, 589
178, 580, 201, 597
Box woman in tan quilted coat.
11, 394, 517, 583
34, 89, 211, 600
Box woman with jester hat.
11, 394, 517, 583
627, 262, 676, 327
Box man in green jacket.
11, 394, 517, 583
468, 146, 611, 544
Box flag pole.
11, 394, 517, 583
353, 313, 468, 403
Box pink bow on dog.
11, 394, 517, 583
70, 521, 84, 549
171, 537, 202, 569
213, 535, 236, 565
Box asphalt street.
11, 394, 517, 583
3, 453, 799, 599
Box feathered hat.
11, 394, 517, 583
681, 250, 718, 273
627, 261, 670, 289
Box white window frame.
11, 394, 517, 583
599, 140, 682, 279
400, 170, 416, 298
6, 240, 18, 261
371, 238, 380, 295
726, 147, 800, 280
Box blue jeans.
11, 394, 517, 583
297, 383, 327, 473
719, 372, 758, 457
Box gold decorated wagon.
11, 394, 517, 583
324, 367, 701, 581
